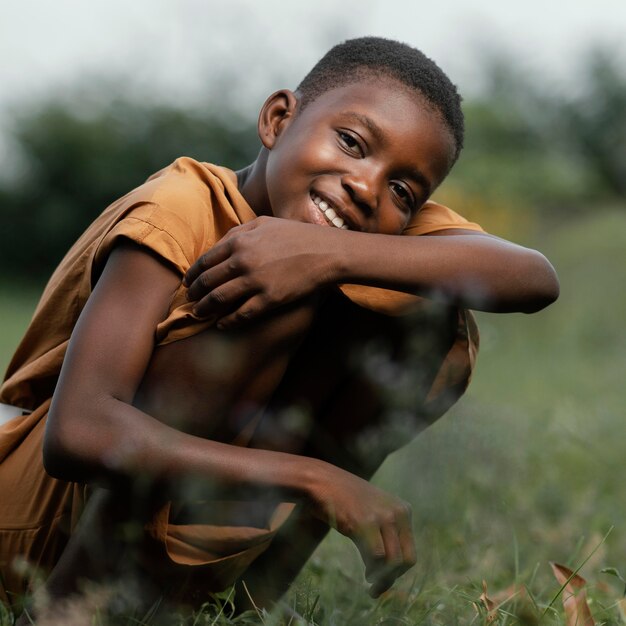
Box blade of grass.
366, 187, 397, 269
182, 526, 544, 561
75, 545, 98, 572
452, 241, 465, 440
241, 580, 266, 624
209, 586, 235, 626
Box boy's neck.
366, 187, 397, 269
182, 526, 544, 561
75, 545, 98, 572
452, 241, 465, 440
236, 151, 273, 217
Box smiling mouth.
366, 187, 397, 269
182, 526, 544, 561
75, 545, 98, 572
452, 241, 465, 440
311, 193, 349, 229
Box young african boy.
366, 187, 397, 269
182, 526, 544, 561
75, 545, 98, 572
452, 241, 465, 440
0, 37, 559, 620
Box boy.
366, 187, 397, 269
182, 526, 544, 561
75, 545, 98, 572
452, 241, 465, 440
0, 37, 558, 619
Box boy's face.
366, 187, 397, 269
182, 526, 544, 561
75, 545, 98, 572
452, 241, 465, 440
263, 77, 455, 235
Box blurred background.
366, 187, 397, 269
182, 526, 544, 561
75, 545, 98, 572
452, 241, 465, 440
1, 0, 625, 622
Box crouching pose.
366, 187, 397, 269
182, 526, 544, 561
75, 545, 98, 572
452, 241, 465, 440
0, 37, 558, 621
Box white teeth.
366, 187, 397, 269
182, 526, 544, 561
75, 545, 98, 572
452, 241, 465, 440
312, 193, 348, 230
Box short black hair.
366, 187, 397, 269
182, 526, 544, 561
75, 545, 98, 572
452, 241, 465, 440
296, 36, 464, 163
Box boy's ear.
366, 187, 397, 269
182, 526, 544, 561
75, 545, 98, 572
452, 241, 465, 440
258, 90, 299, 150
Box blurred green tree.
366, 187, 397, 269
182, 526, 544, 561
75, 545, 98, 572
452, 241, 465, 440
0, 96, 257, 280
445, 46, 626, 218
557, 49, 626, 198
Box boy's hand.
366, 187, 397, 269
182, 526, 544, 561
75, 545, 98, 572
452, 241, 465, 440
184, 216, 340, 328
307, 461, 417, 597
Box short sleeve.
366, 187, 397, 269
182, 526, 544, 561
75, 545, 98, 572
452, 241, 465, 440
92, 201, 203, 282
89, 159, 255, 347
337, 200, 484, 316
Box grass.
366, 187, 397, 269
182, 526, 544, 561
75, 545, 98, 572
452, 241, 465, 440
2, 209, 626, 624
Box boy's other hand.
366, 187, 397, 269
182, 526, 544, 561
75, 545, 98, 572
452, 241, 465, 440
307, 461, 417, 598
184, 216, 340, 328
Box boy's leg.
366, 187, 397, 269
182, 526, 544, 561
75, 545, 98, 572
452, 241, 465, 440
236, 506, 329, 611
17, 486, 163, 624
234, 299, 465, 612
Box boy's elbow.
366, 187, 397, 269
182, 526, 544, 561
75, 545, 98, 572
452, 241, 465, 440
43, 424, 71, 481
43, 404, 98, 482
521, 251, 560, 313
44, 398, 143, 485
43, 413, 78, 481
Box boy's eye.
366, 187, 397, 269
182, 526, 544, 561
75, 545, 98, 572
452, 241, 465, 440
338, 131, 364, 156
390, 181, 415, 210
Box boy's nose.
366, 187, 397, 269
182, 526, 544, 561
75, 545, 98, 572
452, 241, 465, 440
341, 172, 377, 218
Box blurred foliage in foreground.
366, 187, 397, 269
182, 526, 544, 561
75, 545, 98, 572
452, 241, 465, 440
0, 46, 624, 282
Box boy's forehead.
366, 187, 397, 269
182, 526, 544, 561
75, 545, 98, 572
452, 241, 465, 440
300, 79, 453, 151
294, 77, 455, 188
298, 78, 449, 148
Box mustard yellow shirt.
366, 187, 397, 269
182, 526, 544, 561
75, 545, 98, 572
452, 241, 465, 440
0, 157, 482, 603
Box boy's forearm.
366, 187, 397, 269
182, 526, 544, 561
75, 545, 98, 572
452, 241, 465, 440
44, 391, 417, 597
185, 218, 559, 325
329, 229, 560, 313
45, 394, 321, 499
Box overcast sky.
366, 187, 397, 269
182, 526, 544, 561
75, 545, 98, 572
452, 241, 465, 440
2, 0, 625, 112
1, 0, 623, 176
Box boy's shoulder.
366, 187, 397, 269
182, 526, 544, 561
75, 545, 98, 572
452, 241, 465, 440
146, 157, 233, 207
141, 157, 253, 230
97, 157, 236, 233
88, 158, 254, 281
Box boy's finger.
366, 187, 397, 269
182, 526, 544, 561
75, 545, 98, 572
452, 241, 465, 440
191, 278, 254, 319
369, 574, 395, 598
183, 242, 231, 287
358, 529, 386, 583
368, 527, 405, 599
380, 523, 402, 567
396, 507, 417, 567
186, 260, 243, 307
399, 528, 417, 570
369, 518, 417, 598
368, 559, 406, 598
184, 219, 258, 286
215, 294, 267, 329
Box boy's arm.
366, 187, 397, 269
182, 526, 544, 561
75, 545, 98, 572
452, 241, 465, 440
183, 216, 559, 327
44, 241, 415, 596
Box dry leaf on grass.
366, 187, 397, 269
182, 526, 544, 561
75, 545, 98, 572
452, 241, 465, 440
477, 580, 533, 624
480, 580, 496, 611
550, 562, 596, 626
476, 580, 498, 624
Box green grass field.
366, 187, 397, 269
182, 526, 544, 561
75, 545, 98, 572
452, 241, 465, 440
2, 209, 625, 624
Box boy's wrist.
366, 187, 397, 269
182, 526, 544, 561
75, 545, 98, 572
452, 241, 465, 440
295, 456, 330, 503
321, 227, 353, 286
